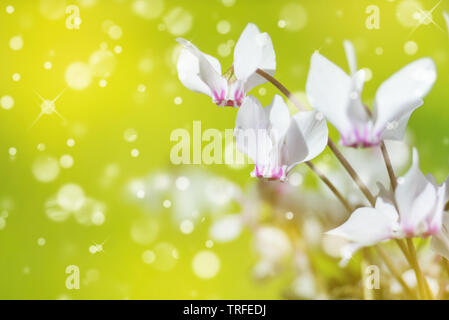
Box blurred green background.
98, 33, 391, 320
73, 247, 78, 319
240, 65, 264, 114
0, 0, 448, 299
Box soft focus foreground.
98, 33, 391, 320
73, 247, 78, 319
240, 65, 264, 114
0, 0, 449, 300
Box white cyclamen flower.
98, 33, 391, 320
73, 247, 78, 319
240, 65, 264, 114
430, 176, 449, 260
327, 149, 446, 265
234, 95, 328, 181
306, 41, 436, 148
176, 23, 275, 107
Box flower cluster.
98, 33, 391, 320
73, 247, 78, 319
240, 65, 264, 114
176, 22, 449, 299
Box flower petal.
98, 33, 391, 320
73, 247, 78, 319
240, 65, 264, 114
445, 176, 449, 205
306, 52, 353, 136
380, 100, 423, 141
291, 110, 328, 162
282, 118, 309, 172
235, 95, 271, 164
347, 69, 370, 123
177, 48, 212, 96
326, 205, 396, 263
234, 23, 276, 85
373, 58, 436, 135
177, 38, 227, 100
396, 149, 437, 235
343, 40, 357, 75
265, 95, 290, 141
431, 212, 449, 260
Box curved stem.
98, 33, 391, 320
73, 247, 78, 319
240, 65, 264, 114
376, 245, 416, 299
256, 69, 306, 111
380, 142, 398, 191
361, 104, 397, 192
305, 161, 352, 212
327, 139, 376, 206
407, 238, 432, 299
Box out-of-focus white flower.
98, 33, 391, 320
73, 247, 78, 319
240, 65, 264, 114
431, 178, 449, 259
291, 272, 317, 299
254, 226, 292, 263
177, 23, 275, 107
306, 41, 436, 148
327, 149, 446, 265
209, 215, 243, 243
235, 95, 328, 181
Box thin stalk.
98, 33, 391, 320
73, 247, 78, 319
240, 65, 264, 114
361, 105, 397, 192
406, 238, 432, 299
376, 245, 416, 299
305, 161, 352, 212
443, 258, 449, 277
380, 141, 398, 191
379, 139, 432, 299
255, 69, 306, 111
395, 239, 411, 261
326, 139, 376, 206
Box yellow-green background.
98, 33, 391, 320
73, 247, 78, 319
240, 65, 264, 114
0, 0, 448, 299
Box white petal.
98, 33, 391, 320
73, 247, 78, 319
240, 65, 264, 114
380, 100, 423, 141
375, 197, 400, 225
255, 227, 292, 262
430, 183, 447, 233
265, 95, 290, 141
282, 118, 309, 171
177, 38, 227, 99
177, 48, 211, 96
373, 58, 436, 135
234, 23, 276, 83
235, 95, 271, 164
291, 110, 328, 162
235, 95, 268, 130
343, 40, 357, 75
326, 206, 395, 262
347, 69, 370, 123
445, 176, 449, 205
431, 212, 449, 260
396, 149, 437, 235
306, 52, 353, 136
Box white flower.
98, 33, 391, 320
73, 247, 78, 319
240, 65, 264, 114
306, 41, 436, 148
209, 215, 243, 243
254, 226, 292, 263
327, 149, 446, 266
430, 176, 449, 260
235, 95, 328, 181
176, 23, 276, 107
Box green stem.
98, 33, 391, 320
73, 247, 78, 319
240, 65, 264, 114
327, 139, 376, 206
305, 161, 352, 212
406, 238, 432, 299
379, 141, 398, 191
255, 69, 306, 111
376, 245, 416, 299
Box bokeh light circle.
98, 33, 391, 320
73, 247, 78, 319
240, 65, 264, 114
192, 250, 221, 279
